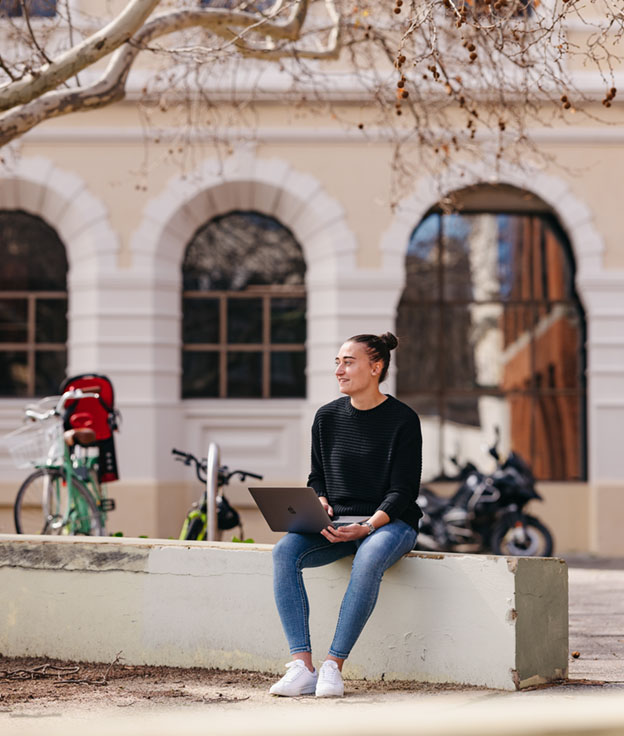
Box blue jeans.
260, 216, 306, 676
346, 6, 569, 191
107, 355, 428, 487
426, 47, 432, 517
272, 520, 417, 660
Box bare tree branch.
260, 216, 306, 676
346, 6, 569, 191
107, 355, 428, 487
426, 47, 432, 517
0, 0, 621, 189
0, 0, 162, 112
0, 1, 336, 146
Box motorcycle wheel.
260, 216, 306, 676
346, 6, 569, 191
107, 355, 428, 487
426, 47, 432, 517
490, 515, 554, 557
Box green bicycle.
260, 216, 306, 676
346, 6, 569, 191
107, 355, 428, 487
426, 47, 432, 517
4, 389, 115, 535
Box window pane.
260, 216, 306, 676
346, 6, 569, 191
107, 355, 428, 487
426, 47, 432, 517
29, 0, 57, 15
0, 210, 67, 291
227, 298, 262, 344
200, 0, 275, 9
406, 214, 439, 302
1, 0, 58, 15
0, 351, 28, 397
183, 298, 220, 344
35, 351, 66, 396
533, 304, 582, 390
0, 299, 27, 343
433, 396, 507, 480
501, 306, 540, 392
0, 0, 20, 16
441, 214, 475, 302
441, 214, 521, 303
227, 352, 262, 398
396, 306, 442, 396
183, 211, 305, 291
271, 298, 306, 344
182, 352, 219, 398
442, 305, 504, 391
508, 393, 584, 481
35, 299, 67, 343
270, 352, 306, 398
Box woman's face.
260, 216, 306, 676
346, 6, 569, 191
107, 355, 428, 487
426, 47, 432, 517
334, 341, 382, 396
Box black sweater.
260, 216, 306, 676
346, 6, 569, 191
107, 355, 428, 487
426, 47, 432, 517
307, 395, 423, 530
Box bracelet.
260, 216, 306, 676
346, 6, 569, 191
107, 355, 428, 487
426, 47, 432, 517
360, 520, 375, 535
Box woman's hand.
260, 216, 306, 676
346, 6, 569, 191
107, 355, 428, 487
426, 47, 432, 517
318, 496, 334, 518
321, 523, 368, 543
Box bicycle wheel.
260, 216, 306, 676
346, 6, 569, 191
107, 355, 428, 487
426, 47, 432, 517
14, 468, 104, 536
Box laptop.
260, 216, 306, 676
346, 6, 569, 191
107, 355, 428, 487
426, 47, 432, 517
248, 486, 368, 534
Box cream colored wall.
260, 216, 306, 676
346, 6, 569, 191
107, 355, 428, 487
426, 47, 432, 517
21, 107, 398, 271
21, 100, 624, 272
535, 139, 624, 271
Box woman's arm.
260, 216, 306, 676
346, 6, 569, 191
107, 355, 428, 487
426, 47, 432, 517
377, 416, 422, 521
307, 413, 327, 498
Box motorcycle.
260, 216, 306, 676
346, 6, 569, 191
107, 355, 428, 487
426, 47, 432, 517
415, 431, 554, 557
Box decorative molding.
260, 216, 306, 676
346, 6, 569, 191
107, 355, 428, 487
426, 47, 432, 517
126, 153, 367, 421
380, 159, 607, 279
0, 156, 118, 268
22, 125, 624, 146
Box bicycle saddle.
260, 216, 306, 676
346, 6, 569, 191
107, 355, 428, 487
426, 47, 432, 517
64, 428, 97, 447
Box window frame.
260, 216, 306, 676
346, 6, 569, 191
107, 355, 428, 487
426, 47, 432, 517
0, 290, 67, 397
181, 208, 307, 401
182, 284, 306, 399
397, 205, 587, 481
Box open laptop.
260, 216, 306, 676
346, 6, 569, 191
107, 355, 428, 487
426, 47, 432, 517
248, 486, 367, 534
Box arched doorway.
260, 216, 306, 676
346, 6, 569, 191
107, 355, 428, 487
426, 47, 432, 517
396, 184, 586, 481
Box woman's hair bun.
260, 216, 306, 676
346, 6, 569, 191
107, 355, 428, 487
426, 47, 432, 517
380, 332, 398, 351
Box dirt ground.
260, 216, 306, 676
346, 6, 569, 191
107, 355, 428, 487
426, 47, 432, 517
0, 655, 481, 713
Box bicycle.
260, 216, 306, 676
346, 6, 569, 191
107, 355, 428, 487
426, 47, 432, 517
172, 448, 262, 541
3, 389, 116, 535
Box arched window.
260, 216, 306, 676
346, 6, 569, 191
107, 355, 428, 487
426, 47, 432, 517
182, 210, 306, 399
396, 185, 586, 481
0, 210, 68, 397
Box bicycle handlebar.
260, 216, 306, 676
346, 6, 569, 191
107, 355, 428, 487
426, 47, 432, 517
171, 448, 263, 486
25, 389, 101, 422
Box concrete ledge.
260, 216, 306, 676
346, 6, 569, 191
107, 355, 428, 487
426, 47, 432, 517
0, 535, 568, 690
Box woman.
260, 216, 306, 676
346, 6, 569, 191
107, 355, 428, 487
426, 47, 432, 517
270, 332, 422, 698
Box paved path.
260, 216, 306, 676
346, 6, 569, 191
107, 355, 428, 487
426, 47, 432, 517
566, 562, 624, 685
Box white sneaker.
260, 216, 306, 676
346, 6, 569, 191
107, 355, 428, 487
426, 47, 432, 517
269, 660, 318, 696
315, 660, 344, 698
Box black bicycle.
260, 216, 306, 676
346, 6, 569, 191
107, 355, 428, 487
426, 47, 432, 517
172, 448, 262, 541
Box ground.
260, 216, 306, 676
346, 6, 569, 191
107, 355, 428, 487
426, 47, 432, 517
0, 655, 480, 713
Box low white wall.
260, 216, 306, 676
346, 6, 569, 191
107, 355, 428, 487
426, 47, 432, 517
0, 535, 568, 690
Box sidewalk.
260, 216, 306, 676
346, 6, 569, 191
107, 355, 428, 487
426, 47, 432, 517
563, 556, 624, 686
1, 555, 622, 734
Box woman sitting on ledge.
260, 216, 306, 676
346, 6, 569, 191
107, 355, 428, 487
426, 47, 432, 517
270, 331, 422, 698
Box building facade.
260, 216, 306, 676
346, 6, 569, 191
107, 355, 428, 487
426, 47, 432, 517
1, 3, 623, 553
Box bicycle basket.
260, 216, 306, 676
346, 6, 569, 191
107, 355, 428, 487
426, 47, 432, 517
1, 417, 64, 469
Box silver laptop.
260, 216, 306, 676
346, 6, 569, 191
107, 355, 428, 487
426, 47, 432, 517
248, 486, 367, 534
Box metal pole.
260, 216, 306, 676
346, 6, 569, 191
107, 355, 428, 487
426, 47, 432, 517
206, 442, 220, 542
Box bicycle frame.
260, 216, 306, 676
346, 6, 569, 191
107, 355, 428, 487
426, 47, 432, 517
22, 389, 111, 535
